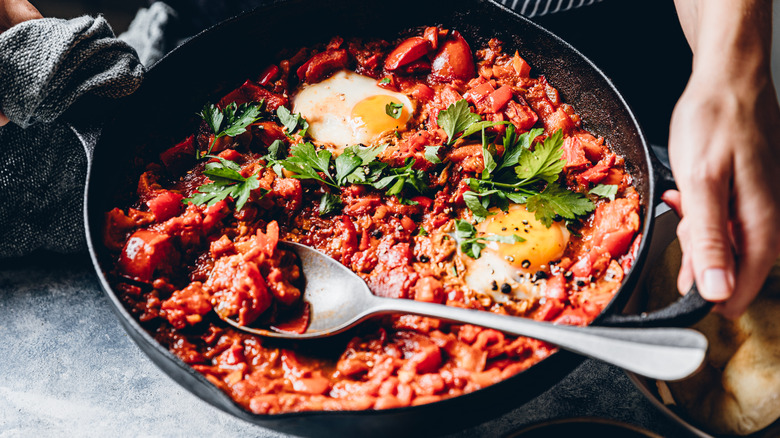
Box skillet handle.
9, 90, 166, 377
598, 283, 712, 328
599, 163, 714, 328
67, 121, 103, 163
650, 143, 677, 196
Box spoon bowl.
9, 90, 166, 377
218, 241, 708, 381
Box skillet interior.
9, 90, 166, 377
85, 0, 653, 435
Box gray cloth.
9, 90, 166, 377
0, 16, 144, 257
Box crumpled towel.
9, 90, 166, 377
0, 15, 144, 128
0, 16, 144, 257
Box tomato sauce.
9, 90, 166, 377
104, 27, 641, 414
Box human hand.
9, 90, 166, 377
666, 0, 780, 318
0, 0, 42, 126
664, 74, 780, 318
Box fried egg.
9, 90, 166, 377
292, 70, 414, 149
462, 204, 570, 303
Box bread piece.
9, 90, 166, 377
647, 240, 780, 436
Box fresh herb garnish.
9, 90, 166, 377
262, 139, 287, 176
589, 183, 618, 201
385, 102, 404, 119
280, 143, 389, 188
424, 146, 442, 164
454, 219, 525, 259
280, 142, 336, 187
184, 156, 262, 211
462, 127, 595, 225
526, 183, 596, 227
437, 100, 481, 145
379, 77, 391, 85
372, 158, 428, 198
318, 192, 342, 216
276, 106, 309, 137
198, 101, 263, 158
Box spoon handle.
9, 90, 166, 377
371, 297, 707, 381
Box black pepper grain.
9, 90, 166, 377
576, 280, 586, 287
491, 280, 498, 291
564, 271, 573, 279
521, 259, 531, 269
534, 271, 548, 280
371, 229, 383, 238
500, 283, 512, 294
419, 255, 430, 263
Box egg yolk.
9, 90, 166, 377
350, 95, 410, 138
476, 204, 569, 272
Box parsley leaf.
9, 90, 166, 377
262, 139, 287, 177
280, 142, 335, 187
481, 127, 498, 179
497, 126, 543, 172
589, 184, 618, 201
424, 146, 442, 164
526, 183, 596, 227
318, 192, 342, 216
437, 100, 481, 145
460, 128, 595, 225
379, 77, 391, 85
460, 120, 511, 139
454, 219, 524, 259
184, 156, 263, 211
373, 158, 427, 198
344, 144, 386, 165
277, 106, 309, 137
385, 102, 404, 119
515, 129, 565, 183
335, 149, 363, 186
198, 102, 264, 158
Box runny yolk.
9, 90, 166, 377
350, 95, 410, 138
476, 204, 570, 272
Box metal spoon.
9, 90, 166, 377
220, 241, 707, 381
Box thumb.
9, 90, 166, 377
0, 0, 41, 32
681, 177, 735, 302
0, 0, 42, 126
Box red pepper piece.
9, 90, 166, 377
298, 49, 349, 83
487, 85, 513, 113
146, 191, 184, 222
257, 64, 280, 86
385, 37, 432, 71
118, 230, 174, 283
430, 31, 476, 82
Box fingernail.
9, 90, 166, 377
701, 268, 733, 301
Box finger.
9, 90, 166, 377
661, 190, 682, 217
0, 0, 42, 32
663, 191, 695, 295
0, 111, 8, 126
675, 217, 695, 295
716, 208, 779, 318
678, 171, 735, 303
677, 246, 695, 296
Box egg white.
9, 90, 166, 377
292, 70, 414, 150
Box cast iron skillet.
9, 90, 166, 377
82, 0, 711, 436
